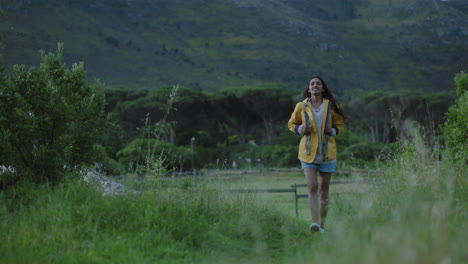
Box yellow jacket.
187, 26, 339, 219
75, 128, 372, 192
288, 98, 345, 163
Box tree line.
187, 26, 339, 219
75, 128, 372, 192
0, 45, 466, 189
102, 81, 455, 173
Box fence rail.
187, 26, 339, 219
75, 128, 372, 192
231, 188, 296, 193
232, 179, 364, 217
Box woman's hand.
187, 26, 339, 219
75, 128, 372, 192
325, 125, 333, 136
301, 126, 311, 135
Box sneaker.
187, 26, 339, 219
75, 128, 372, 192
319, 227, 325, 234
309, 223, 321, 232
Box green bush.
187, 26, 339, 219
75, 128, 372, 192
334, 129, 365, 149
442, 70, 468, 164
116, 138, 191, 172
227, 144, 298, 168
0, 44, 105, 186
254, 144, 298, 167
334, 130, 398, 168
345, 142, 385, 160
94, 145, 124, 176
193, 145, 226, 169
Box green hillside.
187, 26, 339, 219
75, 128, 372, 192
0, 0, 467, 92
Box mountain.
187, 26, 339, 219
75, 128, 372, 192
0, 0, 467, 93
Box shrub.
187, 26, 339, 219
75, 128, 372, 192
254, 144, 298, 167
228, 144, 297, 168
116, 138, 191, 172
0, 44, 105, 186
442, 70, 468, 164
346, 142, 385, 160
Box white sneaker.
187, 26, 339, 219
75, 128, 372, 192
309, 223, 320, 232
319, 227, 325, 234
309, 223, 326, 233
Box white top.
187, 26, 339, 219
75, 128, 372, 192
311, 103, 336, 164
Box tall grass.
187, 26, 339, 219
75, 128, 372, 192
0, 174, 312, 264
1, 130, 466, 263
291, 135, 467, 263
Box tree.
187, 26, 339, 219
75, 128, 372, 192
442, 70, 468, 164
210, 90, 260, 144
0, 44, 105, 186
346, 90, 452, 145
234, 85, 296, 144
109, 85, 212, 145
0, 32, 4, 83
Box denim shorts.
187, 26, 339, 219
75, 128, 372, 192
300, 161, 336, 173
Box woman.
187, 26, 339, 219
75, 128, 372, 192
288, 76, 345, 233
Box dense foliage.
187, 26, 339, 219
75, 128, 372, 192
100, 84, 454, 173
442, 70, 468, 164
101, 84, 301, 172
0, 44, 456, 179
0, 44, 105, 186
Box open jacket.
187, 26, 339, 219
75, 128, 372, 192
288, 98, 345, 163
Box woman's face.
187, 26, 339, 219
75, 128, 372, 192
308, 78, 323, 96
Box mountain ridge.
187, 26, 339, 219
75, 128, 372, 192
0, 0, 467, 93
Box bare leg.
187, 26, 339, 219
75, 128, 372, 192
303, 167, 319, 224
319, 172, 331, 228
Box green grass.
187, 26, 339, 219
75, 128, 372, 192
296, 141, 468, 263
0, 174, 313, 264
1, 139, 466, 263
197, 168, 374, 224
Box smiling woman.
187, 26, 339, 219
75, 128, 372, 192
288, 76, 346, 233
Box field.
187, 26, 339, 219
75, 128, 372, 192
196, 168, 370, 222
1, 142, 466, 263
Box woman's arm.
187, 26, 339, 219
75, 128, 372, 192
331, 111, 345, 135
288, 103, 303, 134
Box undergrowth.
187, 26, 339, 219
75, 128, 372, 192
0, 134, 466, 263
290, 136, 467, 263
0, 174, 312, 264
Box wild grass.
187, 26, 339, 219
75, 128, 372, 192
1, 134, 466, 263
0, 173, 312, 264
289, 137, 467, 264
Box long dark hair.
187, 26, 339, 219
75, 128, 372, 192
303, 76, 346, 119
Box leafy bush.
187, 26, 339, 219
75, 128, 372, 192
116, 138, 191, 172
94, 145, 124, 176
442, 70, 468, 164
0, 44, 105, 186
346, 142, 386, 160
335, 129, 366, 149
254, 144, 298, 167
193, 145, 226, 169
228, 144, 297, 168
